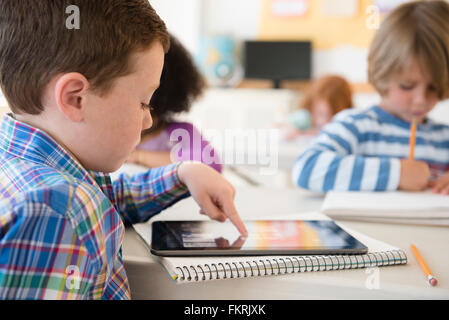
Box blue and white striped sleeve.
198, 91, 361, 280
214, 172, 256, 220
291, 117, 401, 192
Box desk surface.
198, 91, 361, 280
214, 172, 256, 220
123, 186, 449, 300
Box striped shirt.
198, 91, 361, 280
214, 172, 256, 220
292, 106, 449, 192
0, 114, 189, 299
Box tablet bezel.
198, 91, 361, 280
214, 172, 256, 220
150, 220, 368, 257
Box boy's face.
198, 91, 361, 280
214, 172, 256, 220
311, 99, 332, 129
80, 42, 164, 172
380, 59, 439, 124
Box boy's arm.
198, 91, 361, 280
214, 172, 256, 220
291, 119, 401, 192
112, 163, 190, 224
112, 161, 247, 236
127, 150, 172, 168
0, 194, 97, 300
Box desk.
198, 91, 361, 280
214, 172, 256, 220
122, 186, 449, 300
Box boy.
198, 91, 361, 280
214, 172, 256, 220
292, 0, 449, 193
0, 1, 246, 299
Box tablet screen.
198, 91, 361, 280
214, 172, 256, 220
151, 220, 368, 256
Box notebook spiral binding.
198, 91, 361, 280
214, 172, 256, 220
174, 250, 407, 282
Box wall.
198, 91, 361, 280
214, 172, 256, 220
195, 0, 382, 83
258, 0, 379, 82
259, 0, 376, 49
150, 0, 384, 83
202, 0, 262, 41
149, 0, 203, 55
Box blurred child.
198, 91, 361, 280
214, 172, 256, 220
127, 34, 222, 173
292, 0, 449, 193
282, 75, 353, 140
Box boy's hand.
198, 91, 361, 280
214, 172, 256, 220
398, 159, 431, 191
178, 161, 248, 237
429, 172, 449, 195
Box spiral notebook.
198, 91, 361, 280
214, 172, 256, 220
321, 191, 449, 226
133, 212, 407, 283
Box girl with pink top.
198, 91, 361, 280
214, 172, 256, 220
127, 34, 222, 173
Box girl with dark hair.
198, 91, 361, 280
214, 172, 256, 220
128, 35, 222, 173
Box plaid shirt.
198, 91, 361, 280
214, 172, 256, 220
0, 114, 189, 299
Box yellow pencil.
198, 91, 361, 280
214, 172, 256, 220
409, 118, 417, 160
410, 244, 438, 286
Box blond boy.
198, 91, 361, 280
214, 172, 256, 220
292, 1, 449, 193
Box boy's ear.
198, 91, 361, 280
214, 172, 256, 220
54, 73, 89, 122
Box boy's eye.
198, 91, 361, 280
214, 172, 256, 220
141, 102, 154, 111
399, 84, 414, 91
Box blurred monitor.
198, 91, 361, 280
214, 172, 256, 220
243, 41, 312, 89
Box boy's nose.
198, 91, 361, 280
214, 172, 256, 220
142, 110, 153, 130
413, 90, 428, 107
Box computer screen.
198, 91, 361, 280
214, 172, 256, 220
243, 41, 312, 88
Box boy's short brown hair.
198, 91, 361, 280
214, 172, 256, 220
0, 0, 169, 115
368, 0, 449, 100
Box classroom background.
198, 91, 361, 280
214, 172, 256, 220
1, 0, 448, 300
2, 0, 449, 188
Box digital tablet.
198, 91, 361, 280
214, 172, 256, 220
150, 220, 368, 257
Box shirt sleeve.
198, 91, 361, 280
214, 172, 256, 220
0, 192, 96, 300
112, 162, 190, 224
291, 118, 401, 193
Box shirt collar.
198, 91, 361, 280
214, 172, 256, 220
371, 106, 431, 130
0, 113, 98, 186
